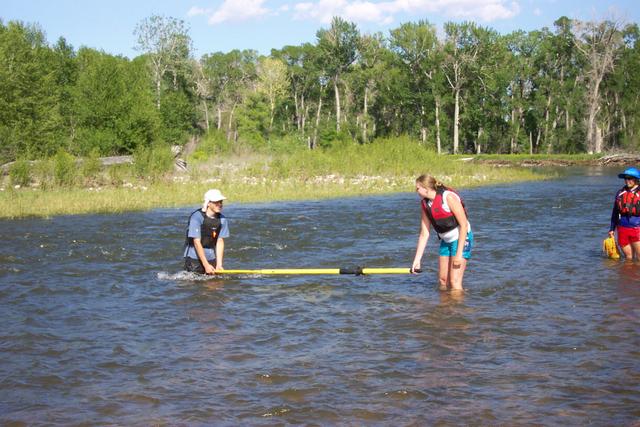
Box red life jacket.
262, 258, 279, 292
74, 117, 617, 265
617, 186, 640, 216
421, 187, 467, 234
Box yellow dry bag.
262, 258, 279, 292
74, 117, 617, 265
603, 236, 621, 259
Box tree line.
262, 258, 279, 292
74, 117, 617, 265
1, 15, 639, 165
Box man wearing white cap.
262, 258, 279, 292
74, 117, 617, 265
183, 189, 230, 274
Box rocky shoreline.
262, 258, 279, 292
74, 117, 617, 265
469, 153, 640, 168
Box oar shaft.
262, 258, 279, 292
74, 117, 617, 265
361, 268, 412, 274
220, 269, 341, 275
218, 267, 415, 275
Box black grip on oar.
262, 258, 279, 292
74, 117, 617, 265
338, 267, 364, 275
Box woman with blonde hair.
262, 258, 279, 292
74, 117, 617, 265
411, 175, 473, 291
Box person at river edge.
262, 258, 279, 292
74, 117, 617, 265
183, 189, 230, 274
609, 167, 640, 261
411, 175, 473, 291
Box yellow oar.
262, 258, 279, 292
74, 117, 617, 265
217, 267, 418, 275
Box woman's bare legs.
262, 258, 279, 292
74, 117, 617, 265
621, 241, 640, 260
438, 256, 467, 291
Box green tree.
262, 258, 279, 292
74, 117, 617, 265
72, 48, 159, 155
134, 15, 192, 110
236, 93, 270, 147
390, 21, 442, 149
201, 49, 258, 142
271, 43, 318, 137
199, 51, 231, 132
533, 27, 565, 153
504, 30, 542, 153
52, 37, 78, 147
543, 17, 586, 153
0, 20, 64, 162
353, 33, 387, 143
573, 18, 624, 153
442, 21, 484, 154
612, 24, 640, 150
464, 28, 507, 154
256, 57, 289, 133
317, 17, 360, 133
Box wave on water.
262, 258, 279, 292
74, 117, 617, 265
157, 271, 215, 281
156, 271, 264, 281
234, 245, 260, 252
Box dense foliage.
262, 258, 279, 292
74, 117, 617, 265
1, 15, 639, 165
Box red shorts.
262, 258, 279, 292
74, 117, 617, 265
617, 226, 640, 247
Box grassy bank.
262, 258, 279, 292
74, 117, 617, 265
0, 138, 554, 218
467, 153, 600, 164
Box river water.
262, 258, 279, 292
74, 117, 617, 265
1, 167, 639, 425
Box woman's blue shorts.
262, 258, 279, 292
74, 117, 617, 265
439, 230, 473, 259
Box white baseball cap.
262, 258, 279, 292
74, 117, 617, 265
202, 189, 227, 210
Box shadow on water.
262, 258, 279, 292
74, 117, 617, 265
0, 166, 639, 424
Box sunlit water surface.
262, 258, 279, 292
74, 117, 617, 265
1, 167, 639, 425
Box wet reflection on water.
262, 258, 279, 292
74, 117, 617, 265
1, 166, 639, 424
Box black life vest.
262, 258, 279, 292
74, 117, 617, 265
185, 209, 222, 249
421, 187, 467, 234
617, 186, 640, 217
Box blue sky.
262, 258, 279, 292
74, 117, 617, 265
2, 0, 638, 59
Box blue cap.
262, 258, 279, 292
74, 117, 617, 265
618, 167, 640, 179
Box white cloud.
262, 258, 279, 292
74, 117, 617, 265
292, 0, 398, 24
187, 6, 211, 17
293, 0, 350, 24
293, 0, 521, 24
533, 7, 541, 16
191, 0, 520, 27
200, 0, 270, 25
444, 1, 521, 21
343, 1, 397, 23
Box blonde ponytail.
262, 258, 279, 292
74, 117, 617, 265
416, 174, 447, 191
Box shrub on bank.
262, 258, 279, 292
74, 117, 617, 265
54, 149, 77, 187
262, 136, 447, 179
133, 143, 174, 181
190, 130, 231, 162
33, 157, 54, 189
80, 149, 103, 185
9, 160, 31, 187
108, 164, 129, 186
266, 134, 308, 155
